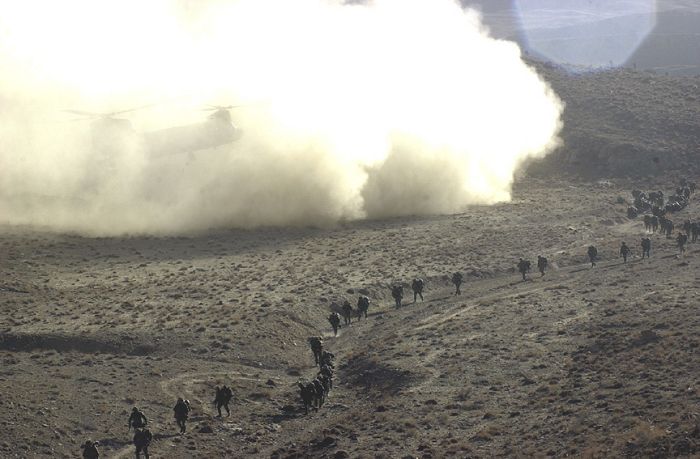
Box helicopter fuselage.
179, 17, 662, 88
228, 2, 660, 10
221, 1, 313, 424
89, 109, 239, 157
142, 116, 239, 157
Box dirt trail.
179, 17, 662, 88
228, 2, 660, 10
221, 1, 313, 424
259, 217, 700, 457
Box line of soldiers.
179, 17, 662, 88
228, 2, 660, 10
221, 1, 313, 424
127, 407, 152, 459
518, 238, 656, 279
519, 230, 691, 279
82, 381, 235, 458
300, 336, 335, 414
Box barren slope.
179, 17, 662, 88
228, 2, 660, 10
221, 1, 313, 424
1, 177, 698, 457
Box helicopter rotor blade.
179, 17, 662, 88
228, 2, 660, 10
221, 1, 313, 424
109, 102, 161, 116
63, 109, 102, 117
65, 98, 173, 119
202, 104, 244, 111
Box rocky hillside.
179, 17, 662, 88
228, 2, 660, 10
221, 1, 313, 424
527, 61, 700, 178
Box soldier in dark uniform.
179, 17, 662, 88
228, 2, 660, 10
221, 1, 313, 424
341, 300, 354, 325
319, 364, 334, 389
619, 242, 630, 263
312, 378, 325, 408
320, 350, 335, 369
308, 336, 323, 366
451, 272, 463, 295
537, 256, 548, 276
517, 258, 531, 281
677, 232, 688, 254
391, 285, 403, 308
128, 407, 148, 431
173, 397, 191, 433
587, 246, 598, 267
356, 295, 370, 319
133, 427, 152, 459
411, 278, 425, 302
691, 222, 700, 243
328, 312, 341, 336
682, 219, 692, 235
641, 237, 651, 258
213, 385, 233, 417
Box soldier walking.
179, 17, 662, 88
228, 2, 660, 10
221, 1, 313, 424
537, 256, 548, 276
517, 258, 531, 281
619, 242, 630, 263
213, 385, 233, 417
391, 285, 403, 308
641, 237, 651, 258
328, 312, 341, 336
133, 427, 152, 459
451, 272, 463, 295
173, 397, 191, 434
411, 278, 425, 302
587, 246, 598, 267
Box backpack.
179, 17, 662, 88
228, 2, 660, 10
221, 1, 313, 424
82, 443, 98, 459
357, 296, 369, 309
175, 400, 189, 417
130, 411, 146, 428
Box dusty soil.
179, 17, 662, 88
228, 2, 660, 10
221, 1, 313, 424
1, 176, 698, 458
527, 62, 700, 178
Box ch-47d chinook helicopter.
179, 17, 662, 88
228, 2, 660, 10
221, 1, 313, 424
64, 104, 241, 158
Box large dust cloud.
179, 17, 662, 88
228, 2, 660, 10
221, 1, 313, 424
0, 0, 563, 235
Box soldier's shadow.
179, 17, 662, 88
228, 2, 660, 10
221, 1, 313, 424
96, 437, 130, 448
268, 406, 304, 423
154, 433, 180, 440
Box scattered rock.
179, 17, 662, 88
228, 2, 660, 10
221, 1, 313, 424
312, 436, 337, 449
633, 330, 661, 346
198, 424, 214, 434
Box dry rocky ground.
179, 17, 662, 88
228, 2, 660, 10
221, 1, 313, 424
527, 61, 700, 178
1, 175, 699, 458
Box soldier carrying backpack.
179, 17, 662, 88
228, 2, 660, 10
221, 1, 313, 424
173, 397, 191, 434
451, 272, 463, 295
